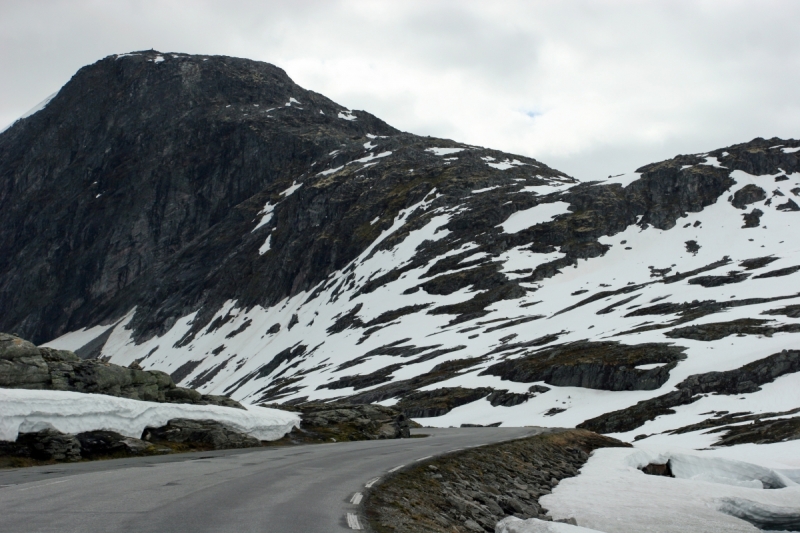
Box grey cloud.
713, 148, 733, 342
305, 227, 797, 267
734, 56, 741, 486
1, 0, 799, 178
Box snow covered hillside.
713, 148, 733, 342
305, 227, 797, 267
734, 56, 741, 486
44, 138, 800, 455
2, 51, 797, 457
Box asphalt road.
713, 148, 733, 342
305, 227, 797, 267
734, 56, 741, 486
0, 427, 543, 533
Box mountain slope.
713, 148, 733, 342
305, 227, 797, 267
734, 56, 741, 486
3, 52, 800, 450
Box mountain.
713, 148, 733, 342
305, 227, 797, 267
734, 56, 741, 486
2, 51, 799, 448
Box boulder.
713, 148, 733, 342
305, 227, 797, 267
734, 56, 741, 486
76, 430, 158, 457
141, 419, 261, 450
15, 428, 82, 462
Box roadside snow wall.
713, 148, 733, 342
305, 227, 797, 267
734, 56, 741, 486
0, 388, 299, 441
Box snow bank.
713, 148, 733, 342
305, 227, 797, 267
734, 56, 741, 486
496, 517, 602, 533
0, 388, 299, 442
540, 446, 800, 533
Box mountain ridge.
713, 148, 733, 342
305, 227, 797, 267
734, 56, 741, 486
2, 51, 800, 446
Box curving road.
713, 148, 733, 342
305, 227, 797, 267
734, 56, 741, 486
0, 427, 544, 533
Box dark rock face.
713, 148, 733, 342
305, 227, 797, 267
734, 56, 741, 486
15, 429, 82, 461
142, 418, 261, 449
480, 341, 686, 391
0, 332, 243, 408
0, 51, 399, 344
579, 349, 800, 434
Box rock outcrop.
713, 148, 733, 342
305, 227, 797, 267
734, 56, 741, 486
266, 402, 412, 442
0, 332, 242, 408
579, 349, 800, 434
142, 418, 261, 450
480, 341, 686, 391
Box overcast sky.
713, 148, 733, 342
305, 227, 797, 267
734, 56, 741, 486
2, 0, 799, 179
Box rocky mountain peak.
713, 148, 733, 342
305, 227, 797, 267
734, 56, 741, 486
3, 53, 800, 447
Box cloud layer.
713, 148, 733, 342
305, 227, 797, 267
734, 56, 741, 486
2, 0, 799, 178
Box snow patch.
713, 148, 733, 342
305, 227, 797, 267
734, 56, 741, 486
259, 234, 272, 255
318, 165, 344, 176
782, 146, 800, 154
252, 202, 275, 232
499, 202, 572, 233
603, 172, 642, 187
426, 147, 464, 156
486, 158, 526, 170
280, 181, 302, 197
540, 447, 800, 533
338, 110, 357, 121
18, 92, 58, 120
496, 517, 599, 532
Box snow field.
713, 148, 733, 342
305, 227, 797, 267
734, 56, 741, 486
540, 446, 800, 533
43, 166, 800, 446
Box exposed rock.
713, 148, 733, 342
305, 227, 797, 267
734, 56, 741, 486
481, 341, 686, 391
664, 318, 800, 341
15, 428, 82, 462
579, 349, 800, 434
687, 271, 750, 287
739, 256, 779, 270
753, 265, 800, 279
0, 332, 244, 409
76, 430, 160, 457
711, 416, 800, 447
266, 402, 411, 442
731, 184, 766, 209
142, 418, 261, 450
742, 208, 763, 228
363, 429, 630, 533
487, 390, 533, 407
397, 387, 494, 417
762, 304, 800, 318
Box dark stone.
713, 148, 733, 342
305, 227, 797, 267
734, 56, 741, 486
142, 418, 261, 449
16, 428, 82, 461
641, 461, 674, 477
687, 271, 750, 287
776, 199, 800, 211
730, 184, 766, 209
739, 256, 779, 270
76, 430, 155, 457
753, 265, 800, 279
743, 208, 763, 228
684, 240, 701, 255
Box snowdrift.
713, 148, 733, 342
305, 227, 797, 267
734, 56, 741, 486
0, 388, 299, 442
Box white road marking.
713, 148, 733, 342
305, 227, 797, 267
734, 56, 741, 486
388, 464, 405, 473
365, 477, 380, 488
347, 513, 362, 529
414, 455, 432, 462
350, 492, 363, 505
17, 479, 69, 492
